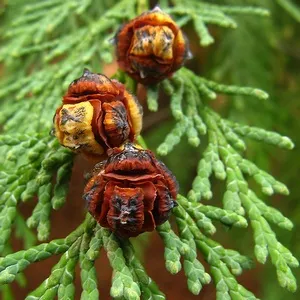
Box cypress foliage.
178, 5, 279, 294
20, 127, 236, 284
0, 0, 299, 299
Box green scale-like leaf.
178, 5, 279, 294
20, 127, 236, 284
0, 0, 298, 299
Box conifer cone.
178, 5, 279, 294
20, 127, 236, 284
115, 7, 191, 85
83, 143, 179, 237
53, 69, 143, 159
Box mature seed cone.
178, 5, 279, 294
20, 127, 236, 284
53, 69, 143, 159
115, 7, 191, 85
83, 143, 179, 237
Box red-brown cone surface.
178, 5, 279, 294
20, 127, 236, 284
115, 7, 191, 85
53, 69, 143, 159
83, 143, 179, 237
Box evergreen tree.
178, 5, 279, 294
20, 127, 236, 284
0, 0, 299, 299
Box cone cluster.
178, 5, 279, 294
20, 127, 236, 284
53, 8, 190, 237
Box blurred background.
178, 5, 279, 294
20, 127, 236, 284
2, 0, 300, 299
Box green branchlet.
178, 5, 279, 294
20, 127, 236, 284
202, 109, 298, 291
167, 2, 269, 45
146, 85, 159, 112
86, 224, 103, 261
0, 0, 298, 299
157, 222, 182, 274
144, 59, 297, 293
173, 204, 256, 299
276, 0, 300, 22
178, 195, 248, 230
120, 239, 166, 299
101, 228, 141, 299
158, 67, 271, 157
0, 134, 73, 245
79, 220, 99, 300
157, 221, 211, 295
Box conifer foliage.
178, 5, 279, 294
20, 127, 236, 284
0, 0, 299, 299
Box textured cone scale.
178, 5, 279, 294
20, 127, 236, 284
115, 7, 191, 85
83, 143, 179, 237
53, 69, 143, 158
